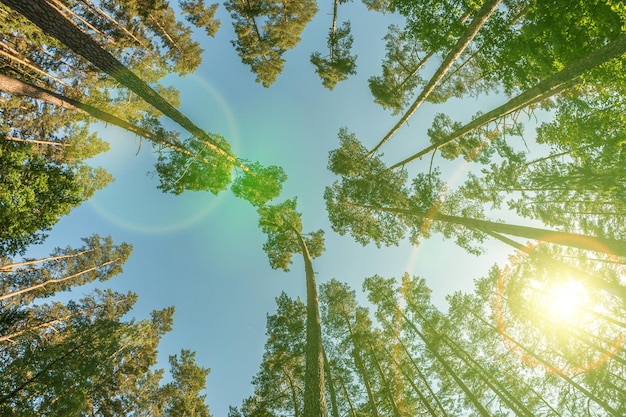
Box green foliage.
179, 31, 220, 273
234, 293, 306, 416
258, 199, 304, 271
0, 137, 112, 256
225, 0, 318, 87
231, 163, 288, 206
361, 0, 392, 12
162, 349, 212, 417
311, 21, 357, 90
155, 135, 234, 195
0, 234, 132, 307
368, 25, 425, 114
327, 128, 370, 176
0, 241, 211, 416
257, 199, 324, 271
390, 0, 480, 51
179, 0, 221, 37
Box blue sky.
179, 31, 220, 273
29, 1, 522, 414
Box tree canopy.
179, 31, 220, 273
2, 0, 626, 415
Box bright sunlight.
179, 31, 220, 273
543, 279, 590, 325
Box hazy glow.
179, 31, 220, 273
544, 279, 589, 324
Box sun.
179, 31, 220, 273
543, 279, 589, 325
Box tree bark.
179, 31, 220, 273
354, 203, 626, 258
322, 347, 340, 417
368, 0, 502, 156
388, 34, 626, 169
0, 0, 246, 171
0, 73, 206, 162
298, 234, 327, 417
472, 305, 620, 415
0, 258, 119, 302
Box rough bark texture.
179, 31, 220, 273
299, 235, 327, 417
0, 0, 243, 169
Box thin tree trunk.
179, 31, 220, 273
0, 73, 205, 162
4, 135, 69, 147
387, 34, 626, 169
479, 304, 621, 415
322, 347, 340, 417
398, 307, 493, 416
0, 45, 75, 91
0, 258, 119, 302
459, 305, 563, 416
352, 202, 626, 258
1, 0, 247, 172
0, 300, 121, 343
379, 341, 442, 417
282, 369, 300, 417
379, 315, 451, 417
148, 13, 180, 52
77, 0, 147, 47
479, 230, 626, 298
366, 338, 402, 417
0, 248, 95, 271
342, 311, 380, 417
47, 0, 114, 43
368, 0, 502, 156
337, 378, 358, 417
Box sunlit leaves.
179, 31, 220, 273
258, 199, 301, 271
257, 199, 324, 271
162, 349, 212, 417
368, 24, 425, 114
179, 0, 221, 37
327, 128, 371, 177
155, 135, 233, 195
225, 0, 318, 87
310, 21, 357, 90
231, 162, 287, 206
236, 293, 306, 417
495, 245, 626, 377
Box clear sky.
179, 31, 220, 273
30, 2, 521, 415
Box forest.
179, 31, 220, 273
1, 0, 626, 416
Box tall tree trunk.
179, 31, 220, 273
368, 0, 502, 156
398, 307, 493, 416
322, 347, 340, 417
298, 234, 327, 417
414, 314, 534, 417
0, 0, 246, 171
379, 341, 441, 417
469, 305, 620, 415
342, 312, 380, 417
0, 247, 95, 271
456, 304, 564, 416
387, 34, 626, 169
353, 203, 626, 258
0, 73, 206, 162
366, 338, 402, 417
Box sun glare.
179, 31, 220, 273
544, 279, 589, 324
